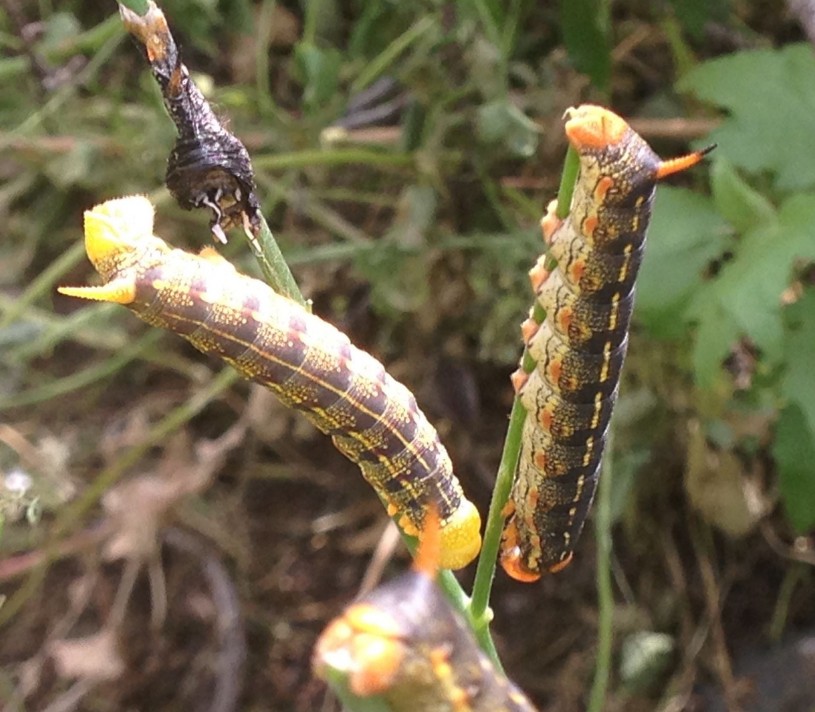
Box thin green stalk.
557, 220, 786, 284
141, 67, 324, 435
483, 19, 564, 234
247, 214, 306, 307
0, 240, 86, 332
350, 16, 437, 95
587, 429, 614, 712
0, 330, 163, 411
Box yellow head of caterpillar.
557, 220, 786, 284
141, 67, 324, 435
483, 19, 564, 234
58, 195, 162, 305
436, 498, 481, 571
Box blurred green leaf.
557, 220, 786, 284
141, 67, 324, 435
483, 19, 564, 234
773, 403, 815, 533
637, 186, 731, 337
667, 0, 729, 38
679, 44, 815, 191
476, 99, 539, 157
781, 289, 815, 437
710, 157, 776, 234
294, 42, 342, 113
689, 193, 815, 386
559, 0, 611, 90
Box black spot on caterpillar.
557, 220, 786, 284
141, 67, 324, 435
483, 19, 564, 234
120, 2, 260, 245
314, 509, 536, 711
501, 105, 713, 581
59, 196, 481, 570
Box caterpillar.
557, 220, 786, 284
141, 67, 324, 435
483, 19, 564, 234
120, 2, 260, 244
59, 196, 481, 570
314, 510, 536, 711
500, 105, 713, 581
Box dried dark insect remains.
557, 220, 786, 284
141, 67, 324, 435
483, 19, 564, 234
119, 1, 260, 244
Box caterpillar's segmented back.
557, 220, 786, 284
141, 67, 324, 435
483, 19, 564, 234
59, 196, 481, 570
501, 105, 712, 581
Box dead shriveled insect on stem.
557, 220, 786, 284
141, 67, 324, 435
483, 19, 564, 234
119, 1, 260, 244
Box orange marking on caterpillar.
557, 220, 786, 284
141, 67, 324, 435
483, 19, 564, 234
510, 369, 529, 394
593, 176, 615, 203
528, 260, 550, 292
520, 317, 539, 344
656, 144, 716, 179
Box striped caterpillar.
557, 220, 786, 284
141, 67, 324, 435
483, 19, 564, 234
500, 105, 712, 581
314, 510, 536, 711
120, 2, 260, 244
59, 196, 481, 570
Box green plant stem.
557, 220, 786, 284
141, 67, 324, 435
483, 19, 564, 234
467, 144, 580, 655
587, 429, 614, 712
556, 145, 580, 219
247, 214, 307, 307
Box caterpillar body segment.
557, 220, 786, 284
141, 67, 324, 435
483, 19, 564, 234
60, 196, 481, 570
501, 105, 712, 581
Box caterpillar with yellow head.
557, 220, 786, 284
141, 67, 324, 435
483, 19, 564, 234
59, 196, 481, 570
500, 105, 713, 581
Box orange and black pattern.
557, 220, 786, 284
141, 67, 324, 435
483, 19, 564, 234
501, 105, 712, 581
314, 512, 536, 711
120, 2, 260, 244
60, 197, 481, 570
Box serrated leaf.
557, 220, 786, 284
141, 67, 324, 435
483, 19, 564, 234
679, 44, 815, 191
691, 300, 739, 389
773, 404, 815, 533
637, 186, 731, 337
710, 157, 776, 233
689, 193, 815, 385
559, 0, 611, 90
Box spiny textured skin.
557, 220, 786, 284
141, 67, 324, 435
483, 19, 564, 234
314, 571, 537, 711
501, 105, 708, 581
61, 197, 481, 570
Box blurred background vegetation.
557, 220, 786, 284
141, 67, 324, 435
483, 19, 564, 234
1, 1, 814, 710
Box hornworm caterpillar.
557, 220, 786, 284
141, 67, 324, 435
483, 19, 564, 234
501, 105, 713, 581
120, 2, 260, 244
59, 196, 481, 570
314, 510, 536, 711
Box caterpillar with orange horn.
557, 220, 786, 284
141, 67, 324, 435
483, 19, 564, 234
500, 105, 713, 581
59, 196, 481, 570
